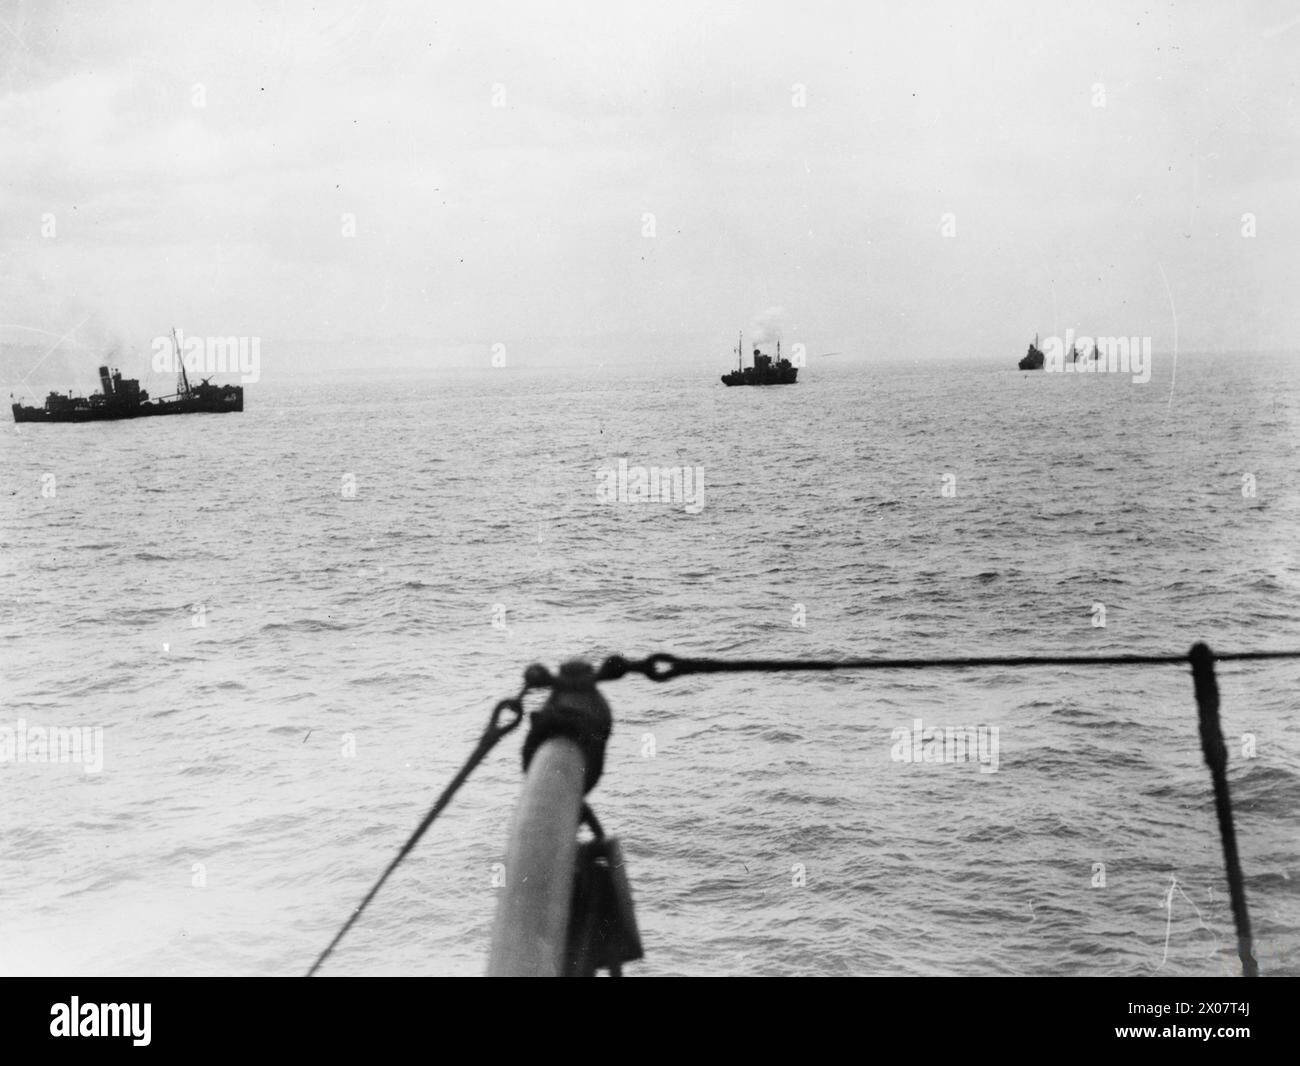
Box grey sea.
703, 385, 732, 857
2, 351, 1298, 976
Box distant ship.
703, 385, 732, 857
1017, 334, 1101, 371
11, 330, 244, 423
721, 332, 798, 386
1018, 335, 1045, 370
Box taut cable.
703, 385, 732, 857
306, 687, 530, 976
307, 644, 1298, 976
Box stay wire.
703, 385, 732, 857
586, 648, 1300, 684
305, 684, 530, 977
308, 645, 1298, 977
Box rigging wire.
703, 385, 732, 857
307, 645, 1300, 976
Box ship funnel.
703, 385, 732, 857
98, 366, 114, 396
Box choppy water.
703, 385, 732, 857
2, 351, 1298, 976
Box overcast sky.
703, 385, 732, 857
1, 0, 1297, 377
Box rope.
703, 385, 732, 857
561, 644, 1297, 977
305, 644, 1298, 977
583, 648, 1300, 684
1189, 643, 1259, 977
305, 687, 530, 976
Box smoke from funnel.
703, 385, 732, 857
748, 306, 785, 346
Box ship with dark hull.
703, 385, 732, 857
1017, 333, 1101, 371
1018, 334, 1045, 370
11, 331, 243, 423
721, 332, 798, 386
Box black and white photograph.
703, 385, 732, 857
1, 0, 1296, 1035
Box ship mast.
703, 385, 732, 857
172, 327, 190, 398
737, 331, 743, 372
